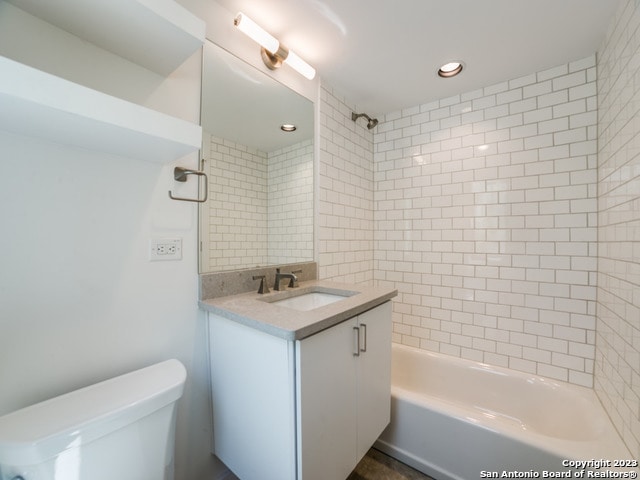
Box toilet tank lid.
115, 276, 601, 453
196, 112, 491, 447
0, 359, 186, 466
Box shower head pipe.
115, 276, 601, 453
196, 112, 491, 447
351, 112, 379, 129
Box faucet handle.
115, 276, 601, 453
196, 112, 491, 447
252, 275, 270, 294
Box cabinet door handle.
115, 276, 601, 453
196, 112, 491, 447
353, 326, 360, 356
360, 323, 367, 353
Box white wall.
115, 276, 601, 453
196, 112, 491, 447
0, 2, 219, 478
596, 0, 640, 459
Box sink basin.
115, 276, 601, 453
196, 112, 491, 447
269, 291, 350, 311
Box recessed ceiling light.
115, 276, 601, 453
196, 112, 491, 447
438, 62, 463, 78
281, 124, 297, 132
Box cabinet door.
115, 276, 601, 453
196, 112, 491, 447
296, 318, 358, 480
209, 314, 297, 480
356, 301, 392, 461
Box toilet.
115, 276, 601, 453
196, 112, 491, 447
0, 359, 186, 480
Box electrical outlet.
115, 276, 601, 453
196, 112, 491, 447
149, 238, 182, 261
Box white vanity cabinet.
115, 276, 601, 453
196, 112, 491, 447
296, 301, 392, 480
207, 301, 392, 480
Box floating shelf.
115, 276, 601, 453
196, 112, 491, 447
0, 56, 202, 164
6, 0, 206, 75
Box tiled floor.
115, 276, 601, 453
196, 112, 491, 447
348, 448, 435, 480
215, 448, 435, 480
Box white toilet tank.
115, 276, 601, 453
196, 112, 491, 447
0, 359, 186, 480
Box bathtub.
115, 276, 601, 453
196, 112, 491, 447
375, 344, 635, 480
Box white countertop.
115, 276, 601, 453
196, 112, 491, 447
199, 280, 397, 340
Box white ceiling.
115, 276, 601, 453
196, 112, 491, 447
214, 0, 622, 117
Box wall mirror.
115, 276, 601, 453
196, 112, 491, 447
199, 40, 314, 273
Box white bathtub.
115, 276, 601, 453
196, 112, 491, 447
375, 344, 635, 480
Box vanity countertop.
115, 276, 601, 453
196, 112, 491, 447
199, 280, 397, 340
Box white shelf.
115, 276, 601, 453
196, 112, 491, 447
0, 56, 202, 163
6, 0, 206, 75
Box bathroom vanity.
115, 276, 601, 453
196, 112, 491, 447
200, 280, 396, 480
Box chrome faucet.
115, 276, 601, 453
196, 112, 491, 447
273, 268, 300, 291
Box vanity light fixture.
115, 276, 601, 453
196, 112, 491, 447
438, 61, 463, 78
234, 12, 316, 80
281, 124, 297, 132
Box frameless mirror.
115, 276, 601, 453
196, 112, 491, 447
199, 40, 314, 273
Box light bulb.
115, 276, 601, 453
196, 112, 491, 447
284, 50, 316, 80
234, 12, 279, 54
438, 62, 463, 78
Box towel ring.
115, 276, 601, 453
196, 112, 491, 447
168, 166, 208, 203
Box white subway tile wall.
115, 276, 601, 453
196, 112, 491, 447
318, 85, 375, 284
596, 0, 640, 459
373, 56, 599, 387
204, 133, 313, 270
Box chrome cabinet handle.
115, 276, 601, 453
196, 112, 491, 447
353, 326, 360, 356
360, 323, 367, 353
